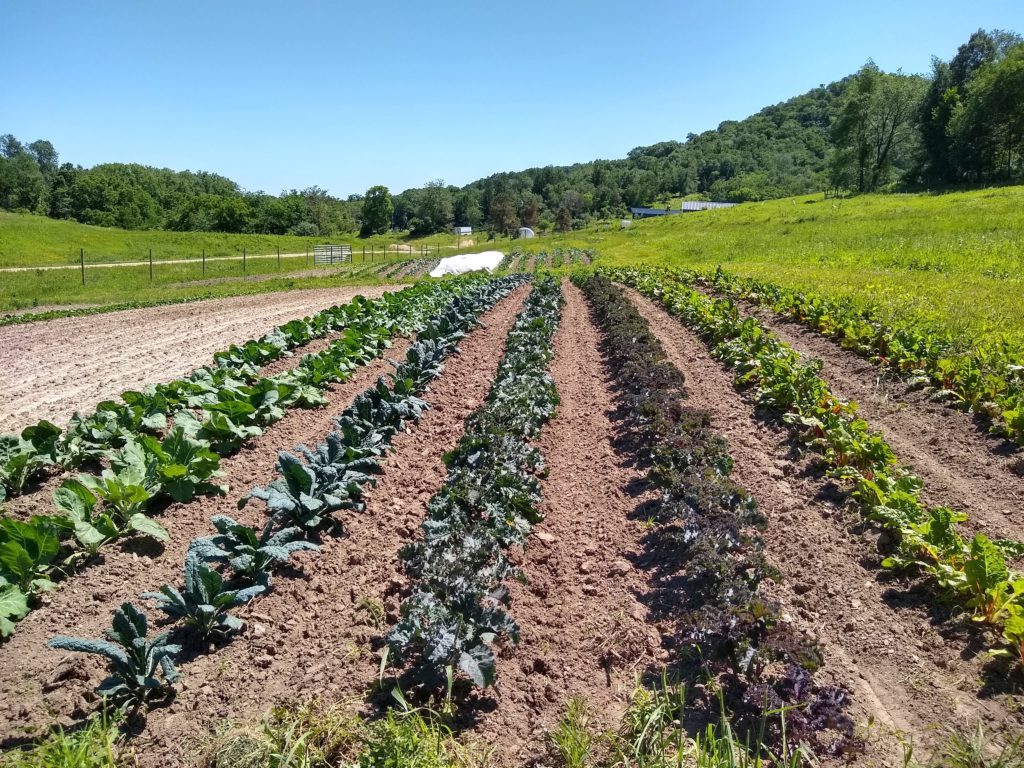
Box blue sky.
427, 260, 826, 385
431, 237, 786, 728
4, 1, 1023, 197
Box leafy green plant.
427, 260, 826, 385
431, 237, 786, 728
614, 265, 1024, 672
386, 277, 562, 692
143, 550, 264, 638
0, 583, 29, 637
0, 435, 51, 501
52, 479, 153, 553
0, 516, 62, 595
47, 602, 181, 709
114, 428, 227, 503
190, 515, 318, 587
241, 451, 357, 531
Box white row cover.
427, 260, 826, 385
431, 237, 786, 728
429, 250, 504, 277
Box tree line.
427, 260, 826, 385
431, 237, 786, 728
2, 29, 1022, 239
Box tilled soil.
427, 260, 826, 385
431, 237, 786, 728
0, 334, 412, 744
125, 286, 530, 767
0, 285, 394, 434
467, 281, 662, 763
624, 288, 1020, 763
1, 326, 358, 523
731, 297, 1024, 544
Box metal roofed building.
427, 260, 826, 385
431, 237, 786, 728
629, 201, 738, 219
680, 201, 738, 211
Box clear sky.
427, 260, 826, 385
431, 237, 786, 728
4, 1, 1023, 197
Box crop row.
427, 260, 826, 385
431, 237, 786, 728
699, 267, 1024, 445
613, 266, 1024, 673
0, 278, 490, 637
0, 280, 480, 503
576, 273, 854, 756
384, 275, 563, 692
43, 275, 528, 711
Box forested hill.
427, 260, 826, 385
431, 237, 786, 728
1, 28, 1021, 237
459, 78, 850, 227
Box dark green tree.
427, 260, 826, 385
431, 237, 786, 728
360, 185, 393, 236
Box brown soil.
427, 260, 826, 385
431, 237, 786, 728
0, 333, 412, 743
467, 281, 661, 763
523, 255, 537, 273
731, 297, 1024, 544
0, 286, 395, 434
119, 286, 530, 766
624, 288, 1021, 763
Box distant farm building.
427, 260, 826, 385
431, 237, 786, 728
629, 201, 738, 219
517, 227, 536, 238
453, 226, 472, 236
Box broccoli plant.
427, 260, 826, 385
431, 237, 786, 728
47, 602, 181, 709
0, 516, 63, 595
0, 583, 29, 637
52, 478, 165, 553
112, 428, 227, 503
142, 550, 264, 638
190, 515, 318, 587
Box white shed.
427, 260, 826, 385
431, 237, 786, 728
453, 226, 472, 236
517, 227, 535, 239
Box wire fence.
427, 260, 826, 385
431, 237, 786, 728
0, 240, 507, 286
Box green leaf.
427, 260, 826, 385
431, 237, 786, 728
126, 514, 168, 542
0, 584, 29, 637
458, 644, 496, 688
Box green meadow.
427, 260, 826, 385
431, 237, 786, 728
534, 186, 1024, 348
5, 188, 1024, 350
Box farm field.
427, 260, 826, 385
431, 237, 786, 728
0, 212, 514, 269
0, 212, 516, 315
1, 254, 1023, 768
0, 285, 399, 434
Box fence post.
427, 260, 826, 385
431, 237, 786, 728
80, 247, 85, 285
243, 247, 247, 272
362, 245, 365, 263
371, 244, 375, 262
277, 247, 280, 269
305, 245, 309, 266
149, 248, 153, 281
202, 248, 206, 274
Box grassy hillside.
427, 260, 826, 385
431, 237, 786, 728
0, 212, 511, 268
534, 186, 1024, 347
0, 212, 514, 313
